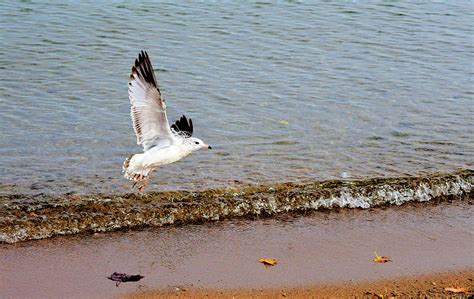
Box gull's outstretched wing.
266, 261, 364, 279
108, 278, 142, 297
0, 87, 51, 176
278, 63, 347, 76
128, 51, 174, 151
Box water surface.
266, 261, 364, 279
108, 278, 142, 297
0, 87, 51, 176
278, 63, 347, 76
0, 2, 473, 194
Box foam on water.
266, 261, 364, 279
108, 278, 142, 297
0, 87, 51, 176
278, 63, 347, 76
0, 169, 471, 243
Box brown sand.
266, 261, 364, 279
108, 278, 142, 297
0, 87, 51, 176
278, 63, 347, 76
1, 200, 473, 298
126, 270, 474, 298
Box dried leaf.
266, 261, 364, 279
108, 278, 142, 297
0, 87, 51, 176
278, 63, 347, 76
373, 251, 391, 263
444, 287, 468, 293
258, 258, 277, 266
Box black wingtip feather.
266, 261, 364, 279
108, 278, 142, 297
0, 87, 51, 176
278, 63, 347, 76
130, 51, 158, 89
171, 115, 193, 137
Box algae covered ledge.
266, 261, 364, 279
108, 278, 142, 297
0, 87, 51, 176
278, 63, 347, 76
0, 169, 472, 243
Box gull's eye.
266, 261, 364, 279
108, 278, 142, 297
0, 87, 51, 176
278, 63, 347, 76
195, 141, 199, 145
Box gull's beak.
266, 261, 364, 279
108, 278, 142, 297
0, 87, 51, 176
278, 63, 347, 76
207, 145, 212, 149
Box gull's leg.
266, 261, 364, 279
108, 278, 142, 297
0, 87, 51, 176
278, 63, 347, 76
131, 174, 139, 188
138, 170, 153, 192
132, 174, 144, 189
137, 176, 149, 192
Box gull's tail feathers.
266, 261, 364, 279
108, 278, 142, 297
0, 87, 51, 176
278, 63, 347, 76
122, 153, 149, 180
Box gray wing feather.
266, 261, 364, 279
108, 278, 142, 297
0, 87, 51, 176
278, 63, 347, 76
128, 51, 175, 151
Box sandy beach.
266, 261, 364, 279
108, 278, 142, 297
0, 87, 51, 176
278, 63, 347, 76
1, 199, 472, 298
127, 270, 473, 298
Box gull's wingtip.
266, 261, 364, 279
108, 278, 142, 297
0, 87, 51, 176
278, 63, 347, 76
139, 50, 150, 61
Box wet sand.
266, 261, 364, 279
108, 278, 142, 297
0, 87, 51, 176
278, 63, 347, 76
1, 199, 473, 298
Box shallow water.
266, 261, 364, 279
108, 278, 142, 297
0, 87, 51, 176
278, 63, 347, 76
0, 2, 473, 194
1, 170, 471, 243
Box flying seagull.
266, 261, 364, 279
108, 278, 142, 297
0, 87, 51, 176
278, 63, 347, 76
123, 51, 212, 191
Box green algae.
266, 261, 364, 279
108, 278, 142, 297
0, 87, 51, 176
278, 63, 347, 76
0, 169, 472, 243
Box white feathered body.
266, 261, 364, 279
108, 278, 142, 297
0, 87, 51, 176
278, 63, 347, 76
123, 140, 198, 179
144, 143, 193, 167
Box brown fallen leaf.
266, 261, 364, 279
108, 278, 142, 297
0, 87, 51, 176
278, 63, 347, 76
444, 287, 468, 293
258, 258, 277, 266
373, 251, 392, 263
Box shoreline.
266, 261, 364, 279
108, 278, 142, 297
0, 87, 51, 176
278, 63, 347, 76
1, 199, 473, 298
1, 169, 471, 243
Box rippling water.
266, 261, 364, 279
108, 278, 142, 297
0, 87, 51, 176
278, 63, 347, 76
0, 2, 473, 194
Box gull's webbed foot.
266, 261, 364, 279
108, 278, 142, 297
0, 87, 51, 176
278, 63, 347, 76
137, 182, 147, 193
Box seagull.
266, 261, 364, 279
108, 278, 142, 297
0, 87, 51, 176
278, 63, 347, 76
123, 51, 212, 192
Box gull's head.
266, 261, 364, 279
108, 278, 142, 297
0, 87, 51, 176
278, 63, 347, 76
189, 137, 212, 151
